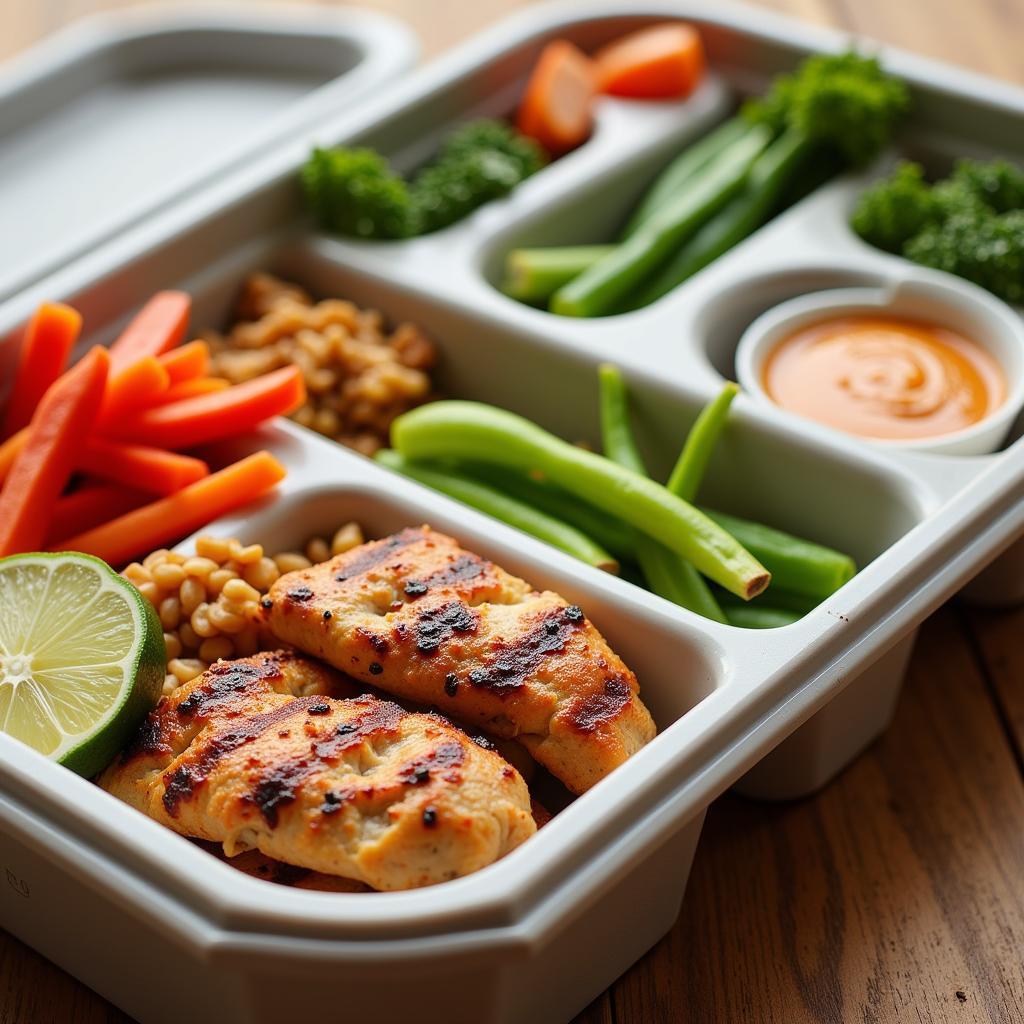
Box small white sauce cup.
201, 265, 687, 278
735, 271, 1024, 456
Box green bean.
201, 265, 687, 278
597, 364, 727, 621
502, 245, 614, 305
597, 363, 647, 475
715, 584, 819, 616
634, 541, 729, 621
392, 401, 770, 600
462, 463, 637, 560
628, 130, 810, 308
723, 604, 802, 629
374, 449, 618, 573
622, 118, 753, 238
550, 126, 771, 318
700, 507, 856, 601
667, 382, 739, 500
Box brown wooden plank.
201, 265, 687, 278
0, 930, 129, 1024
963, 602, 1024, 765
0, 0, 544, 61
833, 0, 1024, 82
610, 608, 1024, 1023
572, 993, 615, 1024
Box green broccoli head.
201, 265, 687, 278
301, 148, 417, 239
409, 119, 547, 234
850, 161, 940, 252
904, 208, 1024, 305
951, 158, 1024, 213
437, 119, 548, 177
744, 51, 910, 167
930, 176, 993, 220
411, 149, 526, 233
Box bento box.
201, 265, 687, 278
0, 4, 417, 304
1, 3, 1023, 1023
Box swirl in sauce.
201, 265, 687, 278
762, 315, 1006, 440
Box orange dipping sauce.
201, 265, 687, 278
762, 315, 1006, 440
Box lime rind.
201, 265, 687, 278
0, 551, 164, 778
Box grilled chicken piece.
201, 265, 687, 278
204, 796, 553, 893
200, 842, 374, 892
265, 527, 656, 794
99, 651, 535, 890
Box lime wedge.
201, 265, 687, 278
0, 552, 165, 777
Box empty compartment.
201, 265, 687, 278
0, 8, 414, 301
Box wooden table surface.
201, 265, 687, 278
2, 1, 1023, 1022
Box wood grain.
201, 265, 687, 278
963, 603, 1024, 764
606, 609, 1024, 1024
3, 2, 1024, 1023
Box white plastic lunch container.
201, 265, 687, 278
1, 3, 1023, 1022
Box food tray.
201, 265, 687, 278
0, 4, 416, 305
1, 3, 1023, 1022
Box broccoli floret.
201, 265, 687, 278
411, 150, 526, 233
952, 158, 1024, 213
744, 52, 910, 167
850, 161, 940, 252
408, 119, 547, 234
301, 148, 417, 239
435, 119, 547, 178
301, 120, 546, 240
904, 208, 1024, 305
931, 176, 993, 219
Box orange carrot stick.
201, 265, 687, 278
156, 377, 230, 404
109, 291, 191, 374
0, 428, 27, 484
0, 346, 110, 556
3, 427, 206, 494
516, 40, 596, 155
594, 23, 705, 99
1, 303, 82, 440
46, 482, 149, 545
109, 366, 305, 449
78, 438, 209, 495
158, 339, 210, 384
96, 356, 171, 427
55, 451, 287, 565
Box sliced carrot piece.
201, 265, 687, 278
96, 355, 171, 427
594, 23, 705, 99
0, 427, 27, 485
78, 438, 209, 496
55, 451, 287, 565
158, 340, 210, 384
0, 346, 110, 556
156, 377, 231, 404
3, 426, 206, 494
1, 303, 82, 440
46, 482, 149, 545
109, 366, 306, 450
109, 291, 191, 374
516, 40, 596, 155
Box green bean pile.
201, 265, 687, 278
376, 369, 856, 628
